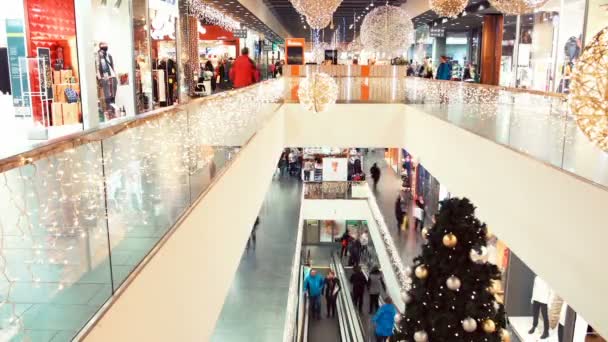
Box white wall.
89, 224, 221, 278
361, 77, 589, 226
84, 110, 285, 342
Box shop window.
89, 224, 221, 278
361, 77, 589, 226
91, 0, 136, 122
500, 15, 518, 87
149, 0, 178, 107
133, 0, 153, 113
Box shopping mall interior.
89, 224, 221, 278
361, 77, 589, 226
0, 0, 607, 341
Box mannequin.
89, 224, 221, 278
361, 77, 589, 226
558, 301, 567, 342
529, 276, 552, 339
96, 42, 118, 117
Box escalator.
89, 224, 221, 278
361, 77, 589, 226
295, 257, 366, 342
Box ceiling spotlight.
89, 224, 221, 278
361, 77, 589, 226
366, 6, 369, 10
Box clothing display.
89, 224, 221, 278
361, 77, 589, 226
96, 45, 118, 118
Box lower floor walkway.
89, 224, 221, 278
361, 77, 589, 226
211, 176, 302, 342
363, 149, 423, 268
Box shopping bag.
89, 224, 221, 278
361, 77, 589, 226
401, 216, 408, 231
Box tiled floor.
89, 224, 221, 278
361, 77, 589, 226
363, 149, 424, 268
211, 176, 303, 342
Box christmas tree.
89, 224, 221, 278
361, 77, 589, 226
395, 198, 509, 342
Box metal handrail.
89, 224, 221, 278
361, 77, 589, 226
333, 254, 366, 342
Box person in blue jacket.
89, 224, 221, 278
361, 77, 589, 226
436, 55, 452, 80
372, 296, 398, 342
304, 269, 325, 320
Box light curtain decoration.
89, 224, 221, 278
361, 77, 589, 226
488, 0, 549, 14
569, 26, 608, 152
298, 73, 339, 113
430, 0, 468, 18
360, 5, 414, 57
290, 0, 343, 29
188, 0, 240, 31
347, 36, 363, 54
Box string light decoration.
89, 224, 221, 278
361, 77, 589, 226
187, 0, 240, 31
0, 80, 284, 340
488, 0, 549, 14
311, 42, 331, 64
360, 5, 415, 57
290, 0, 343, 29
298, 73, 339, 113
569, 26, 608, 152
347, 36, 363, 54
430, 0, 468, 18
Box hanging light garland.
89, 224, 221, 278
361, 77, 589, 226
569, 26, 608, 152
429, 0, 468, 18
290, 0, 343, 29
488, 0, 550, 15
298, 73, 339, 113
360, 5, 415, 57
187, 0, 241, 31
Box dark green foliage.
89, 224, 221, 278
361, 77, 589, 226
395, 198, 507, 342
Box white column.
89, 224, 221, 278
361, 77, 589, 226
74, 0, 99, 130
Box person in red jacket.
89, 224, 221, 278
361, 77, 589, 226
229, 47, 260, 88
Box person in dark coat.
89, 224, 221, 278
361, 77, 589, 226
370, 163, 381, 189
350, 265, 367, 313
395, 196, 404, 232
340, 231, 351, 258
349, 238, 362, 267
324, 270, 341, 318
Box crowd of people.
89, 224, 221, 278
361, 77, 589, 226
196, 47, 269, 95
406, 55, 479, 82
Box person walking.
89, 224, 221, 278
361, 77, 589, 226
436, 55, 452, 81
303, 159, 314, 181
340, 231, 350, 258
350, 265, 367, 313
304, 269, 325, 320
359, 229, 369, 263
229, 47, 259, 88
324, 270, 341, 318
372, 296, 398, 342
247, 216, 260, 250
395, 196, 404, 231
204, 60, 216, 92
370, 163, 381, 190
368, 266, 387, 314
349, 237, 362, 267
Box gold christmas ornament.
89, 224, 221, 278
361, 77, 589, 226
421, 227, 430, 239
360, 5, 415, 57
290, 0, 342, 29
489, 0, 550, 14
415, 265, 429, 279
482, 319, 496, 333
298, 72, 339, 113
446, 275, 461, 290
500, 328, 511, 342
569, 26, 608, 152
442, 233, 458, 247
429, 0, 468, 18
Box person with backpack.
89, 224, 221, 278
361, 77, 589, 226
368, 266, 387, 314
373, 296, 398, 342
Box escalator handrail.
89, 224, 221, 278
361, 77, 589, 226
296, 265, 308, 342
331, 258, 348, 342
333, 254, 366, 342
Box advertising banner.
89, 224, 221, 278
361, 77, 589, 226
322, 158, 348, 181
5, 19, 29, 107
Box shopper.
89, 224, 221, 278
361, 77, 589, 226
204, 60, 216, 92
372, 296, 398, 342
229, 47, 259, 88
304, 269, 325, 320
436, 55, 452, 81
349, 237, 362, 267
247, 216, 260, 249
324, 270, 341, 318
350, 265, 367, 313
303, 159, 314, 181
340, 231, 350, 259
288, 149, 297, 176
395, 196, 404, 231
368, 266, 387, 314
359, 229, 369, 262
370, 163, 381, 190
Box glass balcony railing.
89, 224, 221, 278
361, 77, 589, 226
0, 80, 283, 341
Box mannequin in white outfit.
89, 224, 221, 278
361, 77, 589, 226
529, 276, 552, 339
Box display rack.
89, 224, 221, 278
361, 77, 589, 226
19, 56, 50, 140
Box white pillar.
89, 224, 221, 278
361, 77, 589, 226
74, 0, 99, 130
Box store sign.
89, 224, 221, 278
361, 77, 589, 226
233, 29, 248, 38
263, 44, 273, 52
429, 28, 445, 38
5, 19, 29, 107
322, 158, 348, 181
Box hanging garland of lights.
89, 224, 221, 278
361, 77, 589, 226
290, 0, 343, 29
360, 5, 414, 57
429, 0, 468, 18
187, 0, 241, 31
488, 0, 549, 15
569, 26, 608, 152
